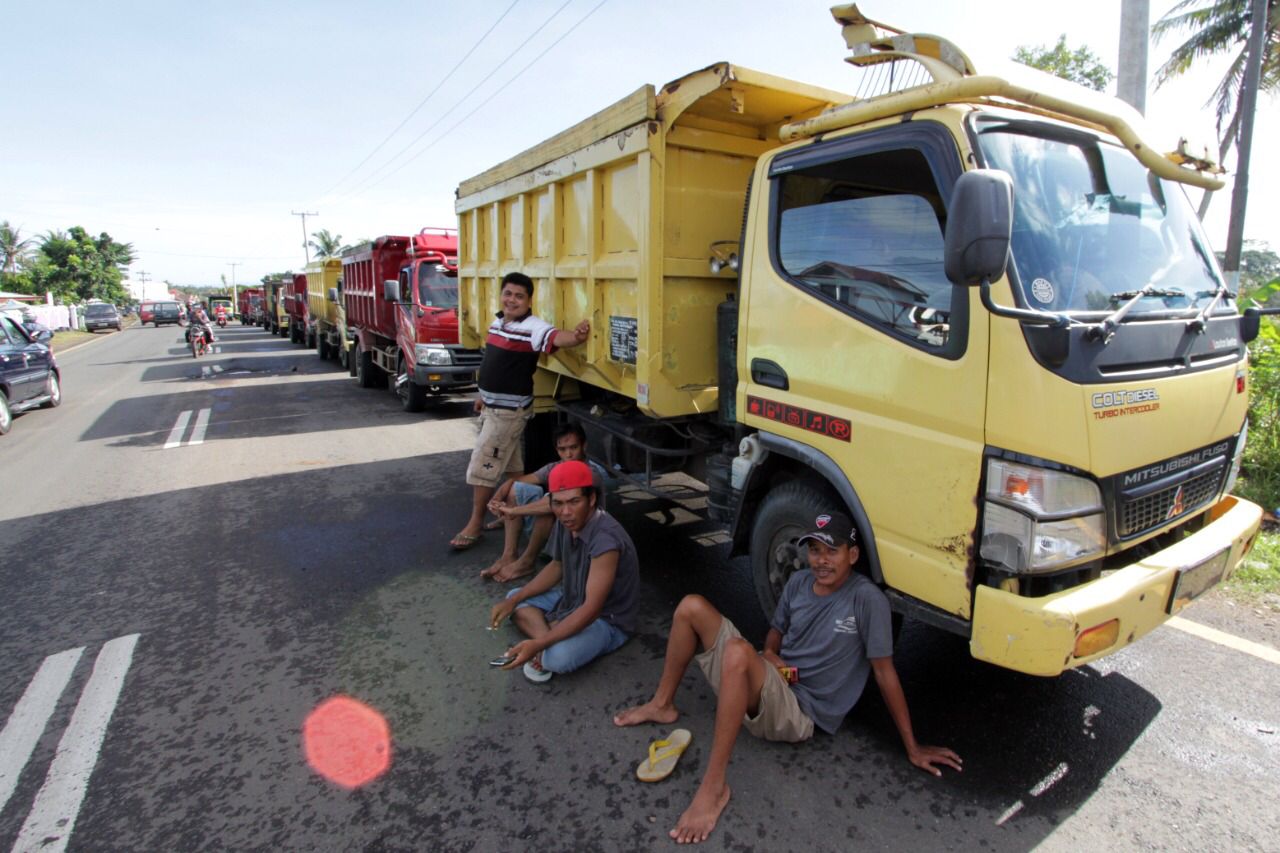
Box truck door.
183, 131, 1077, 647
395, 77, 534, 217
742, 122, 989, 618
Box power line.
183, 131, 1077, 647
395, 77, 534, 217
317, 0, 523, 200
292, 210, 319, 263
336, 0, 580, 201
355, 0, 612, 198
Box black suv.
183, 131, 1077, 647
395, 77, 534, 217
0, 314, 60, 435
152, 301, 182, 327
84, 303, 122, 332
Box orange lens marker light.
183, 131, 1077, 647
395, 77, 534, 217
1073, 619, 1120, 658
303, 696, 392, 788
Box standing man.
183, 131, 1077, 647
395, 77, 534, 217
449, 272, 589, 550
614, 511, 960, 844
489, 460, 639, 682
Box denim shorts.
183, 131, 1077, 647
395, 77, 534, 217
507, 587, 629, 674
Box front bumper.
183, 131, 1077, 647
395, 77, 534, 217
970, 495, 1262, 676
411, 364, 477, 391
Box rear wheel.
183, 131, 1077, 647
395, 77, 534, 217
396, 358, 427, 412
40, 373, 61, 409
318, 335, 330, 360
0, 390, 12, 434
357, 349, 382, 389
749, 480, 844, 618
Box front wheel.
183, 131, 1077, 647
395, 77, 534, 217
0, 389, 12, 435
749, 481, 844, 618
40, 373, 61, 408
396, 358, 427, 412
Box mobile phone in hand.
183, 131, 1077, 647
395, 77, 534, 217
489, 655, 516, 667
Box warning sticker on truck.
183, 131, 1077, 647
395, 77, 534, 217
747, 395, 851, 442
609, 316, 637, 364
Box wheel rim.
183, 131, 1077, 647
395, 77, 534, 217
48, 375, 60, 404
0, 398, 10, 431
396, 366, 409, 402
766, 523, 809, 600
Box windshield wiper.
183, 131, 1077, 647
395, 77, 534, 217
1186, 284, 1233, 334
1086, 285, 1187, 344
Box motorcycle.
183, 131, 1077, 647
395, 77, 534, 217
215, 306, 228, 327
189, 324, 210, 358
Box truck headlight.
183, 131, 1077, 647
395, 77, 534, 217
979, 459, 1105, 574
1224, 421, 1247, 496
415, 345, 451, 365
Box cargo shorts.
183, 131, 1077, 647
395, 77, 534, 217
465, 405, 532, 488
695, 616, 814, 743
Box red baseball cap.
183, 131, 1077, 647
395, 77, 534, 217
548, 459, 594, 493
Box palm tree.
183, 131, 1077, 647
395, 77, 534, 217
308, 228, 344, 258
1, 221, 34, 275
1153, 0, 1279, 218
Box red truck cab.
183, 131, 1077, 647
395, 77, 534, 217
285, 274, 310, 344
238, 287, 263, 324
342, 229, 480, 411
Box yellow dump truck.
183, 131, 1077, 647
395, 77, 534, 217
305, 257, 344, 361
455, 5, 1263, 676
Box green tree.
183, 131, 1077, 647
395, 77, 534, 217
1013, 35, 1116, 91
1218, 240, 1280, 294
1, 221, 35, 276
36, 227, 135, 303
1153, 0, 1280, 219
308, 229, 343, 258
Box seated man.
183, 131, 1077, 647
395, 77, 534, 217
481, 422, 608, 583
614, 511, 960, 844
489, 460, 638, 683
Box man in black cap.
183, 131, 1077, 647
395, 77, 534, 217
614, 510, 961, 844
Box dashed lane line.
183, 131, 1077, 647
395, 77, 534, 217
162, 410, 192, 449
189, 407, 211, 445
13, 634, 141, 853
1166, 616, 1280, 666
0, 647, 84, 814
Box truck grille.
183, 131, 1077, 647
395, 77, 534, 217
1117, 464, 1225, 538
450, 348, 483, 368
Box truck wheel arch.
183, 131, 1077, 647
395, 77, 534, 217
730, 430, 882, 584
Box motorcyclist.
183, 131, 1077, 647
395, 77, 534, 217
190, 301, 216, 345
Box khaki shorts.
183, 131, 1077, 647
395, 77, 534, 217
465, 405, 531, 488
695, 617, 814, 743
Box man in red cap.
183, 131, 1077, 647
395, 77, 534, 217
489, 459, 639, 683
614, 510, 961, 844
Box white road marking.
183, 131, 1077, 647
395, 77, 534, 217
189, 408, 211, 445
995, 762, 1070, 826
162, 411, 192, 449
995, 801, 1023, 825
1167, 616, 1280, 666
13, 634, 140, 853
0, 648, 84, 814
200, 366, 211, 379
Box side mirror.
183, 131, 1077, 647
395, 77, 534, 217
328, 287, 338, 302
382, 280, 401, 302
944, 169, 1013, 286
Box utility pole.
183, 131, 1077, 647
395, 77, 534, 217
292, 210, 319, 263
1222, 0, 1268, 287
1117, 0, 1149, 114
227, 262, 240, 309
136, 270, 151, 302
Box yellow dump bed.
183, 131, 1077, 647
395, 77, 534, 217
456, 63, 847, 418
305, 258, 342, 328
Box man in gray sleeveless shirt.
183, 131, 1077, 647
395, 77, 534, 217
614, 511, 961, 844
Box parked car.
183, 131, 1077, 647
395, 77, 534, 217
0, 314, 60, 435
139, 302, 156, 324
84, 303, 122, 332
152, 301, 182, 327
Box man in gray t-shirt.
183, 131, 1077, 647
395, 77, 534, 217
490, 460, 638, 683
614, 511, 961, 845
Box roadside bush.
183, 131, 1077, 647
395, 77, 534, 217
1237, 315, 1280, 512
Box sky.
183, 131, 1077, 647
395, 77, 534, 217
3, 0, 1276, 292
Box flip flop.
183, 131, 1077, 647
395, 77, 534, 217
523, 661, 553, 683
483, 518, 505, 531
635, 729, 692, 782
449, 532, 481, 551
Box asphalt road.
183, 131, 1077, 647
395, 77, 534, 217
1, 322, 1277, 851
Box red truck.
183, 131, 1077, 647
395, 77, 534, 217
285, 273, 311, 344
342, 229, 480, 411
237, 287, 263, 324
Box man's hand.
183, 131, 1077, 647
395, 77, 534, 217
501, 639, 542, 670
572, 320, 590, 345
907, 744, 963, 777
761, 650, 786, 669
490, 599, 516, 629
473, 398, 484, 414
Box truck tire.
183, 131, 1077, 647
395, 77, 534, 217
318, 336, 330, 360
749, 480, 844, 617
396, 358, 427, 412
338, 345, 348, 370
357, 350, 382, 389
346, 347, 358, 377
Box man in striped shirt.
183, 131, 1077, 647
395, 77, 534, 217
450, 272, 590, 550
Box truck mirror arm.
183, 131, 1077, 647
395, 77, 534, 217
979, 280, 1070, 328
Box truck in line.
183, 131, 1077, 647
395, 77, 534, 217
305, 257, 344, 362
237, 287, 264, 325
285, 274, 310, 344
341, 230, 481, 411
454, 6, 1263, 676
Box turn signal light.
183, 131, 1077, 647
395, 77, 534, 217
1073, 619, 1120, 658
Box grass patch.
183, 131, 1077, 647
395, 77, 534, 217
1225, 528, 1280, 600
48, 330, 100, 352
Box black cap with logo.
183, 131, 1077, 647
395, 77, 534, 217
795, 511, 858, 549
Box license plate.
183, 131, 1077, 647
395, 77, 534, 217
1167, 549, 1230, 614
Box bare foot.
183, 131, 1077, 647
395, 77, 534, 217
480, 554, 514, 580
670, 782, 731, 844
613, 700, 679, 728
493, 556, 535, 583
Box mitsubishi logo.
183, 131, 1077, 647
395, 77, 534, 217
1166, 485, 1186, 520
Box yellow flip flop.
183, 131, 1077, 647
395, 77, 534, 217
635, 728, 692, 782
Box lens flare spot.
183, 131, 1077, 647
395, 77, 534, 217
303, 696, 391, 788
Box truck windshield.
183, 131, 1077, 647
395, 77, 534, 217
975, 118, 1227, 317
417, 262, 458, 309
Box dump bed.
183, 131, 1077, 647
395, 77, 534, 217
343, 236, 412, 340
456, 63, 847, 418
305, 258, 342, 327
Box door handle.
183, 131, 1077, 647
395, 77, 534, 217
750, 358, 789, 391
